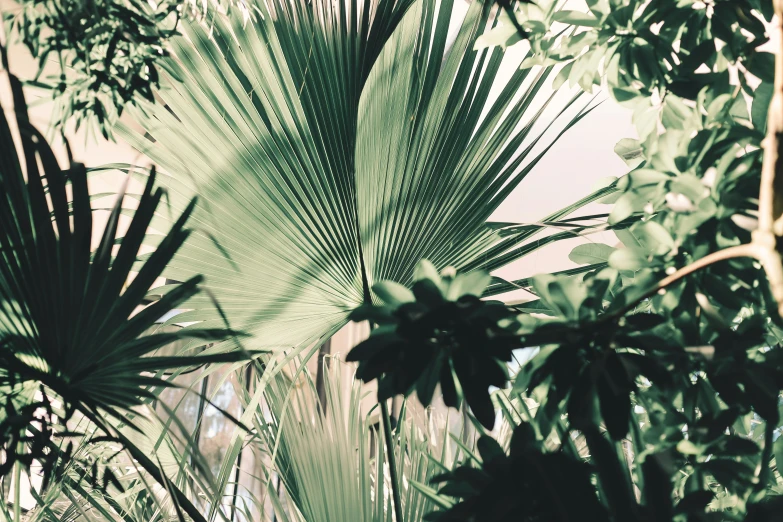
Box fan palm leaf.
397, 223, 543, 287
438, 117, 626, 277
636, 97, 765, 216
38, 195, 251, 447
0, 65, 246, 421
116, 0, 608, 355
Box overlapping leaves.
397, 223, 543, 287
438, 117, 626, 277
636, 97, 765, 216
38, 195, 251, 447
348, 261, 518, 428
0, 58, 247, 491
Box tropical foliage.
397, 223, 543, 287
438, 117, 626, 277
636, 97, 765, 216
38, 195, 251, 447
113, 0, 603, 364
2, 0, 603, 516
2, 0, 251, 137
0, 49, 248, 521
5, 0, 783, 521
348, 261, 517, 429
342, 1, 783, 520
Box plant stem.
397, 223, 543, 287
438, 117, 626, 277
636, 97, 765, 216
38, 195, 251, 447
758, 0, 783, 238
754, 0, 783, 317
12, 459, 21, 522
381, 399, 404, 522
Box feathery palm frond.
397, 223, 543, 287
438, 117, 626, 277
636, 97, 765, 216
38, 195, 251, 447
23, 406, 225, 522
0, 52, 252, 522
0, 61, 247, 422
116, 0, 608, 356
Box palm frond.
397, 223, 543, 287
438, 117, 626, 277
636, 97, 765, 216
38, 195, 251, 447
255, 358, 462, 522
116, 0, 601, 354
0, 64, 246, 416
0, 53, 252, 522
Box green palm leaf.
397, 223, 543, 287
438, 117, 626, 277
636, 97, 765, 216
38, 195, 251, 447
0, 69, 246, 417
117, 0, 604, 354
257, 361, 460, 522
0, 56, 251, 522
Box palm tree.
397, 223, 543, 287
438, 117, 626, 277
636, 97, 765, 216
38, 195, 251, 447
109, 2, 611, 514
9, 0, 615, 517
0, 48, 249, 522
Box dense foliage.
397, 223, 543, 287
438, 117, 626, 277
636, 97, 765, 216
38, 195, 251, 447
0, 53, 249, 521
3, 0, 247, 137
346, 0, 783, 520
348, 262, 517, 429
2, 0, 601, 518
5, 0, 783, 520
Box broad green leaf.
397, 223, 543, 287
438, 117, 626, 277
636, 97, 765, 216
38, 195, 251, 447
752, 82, 772, 134
447, 270, 492, 299
608, 192, 636, 224
634, 221, 674, 256
614, 138, 645, 168
474, 24, 522, 51
372, 281, 415, 305
414, 260, 443, 286
608, 248, 648, 271
117, 0, 593, 353
552, 10, 600, 27
661, 95, 693, 130
569, 243, 617, 265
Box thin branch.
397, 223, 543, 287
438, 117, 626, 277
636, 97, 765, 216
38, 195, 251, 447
758, 0, 783, 237
753, 0, 783, 317
598, 243, 763, 325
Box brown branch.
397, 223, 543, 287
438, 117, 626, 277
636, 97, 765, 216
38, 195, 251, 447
758, 0, 783, 237
599, 244, 763, 325
618, 0, 783, 319
752, 0, 783, 317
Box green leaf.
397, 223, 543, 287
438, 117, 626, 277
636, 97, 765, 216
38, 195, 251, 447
608, 249, 648, 271
553, 61, 574, 90
747, 52, 775, 83
474, 24, 523, 51
614, 138, 645, 168
634, 221, 674, 256
585, 0, 610, 16
414, 260, 443, 286
115, 0, 592, 355
372, 281, 415, 305
661, 95, 693, 130
447, 270, 492, 299
552, 10, 600, 27
608, 192, 636, 224
752, 82, 772, 134
676, 440, 701, 456
569, 243, 617, 265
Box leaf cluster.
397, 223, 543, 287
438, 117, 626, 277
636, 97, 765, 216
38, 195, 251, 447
427, 425, 606, 522
348, 261, 519, 429
4, 0, 242, 137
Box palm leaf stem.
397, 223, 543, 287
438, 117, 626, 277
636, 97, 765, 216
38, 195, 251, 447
381, 399, 404, 522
